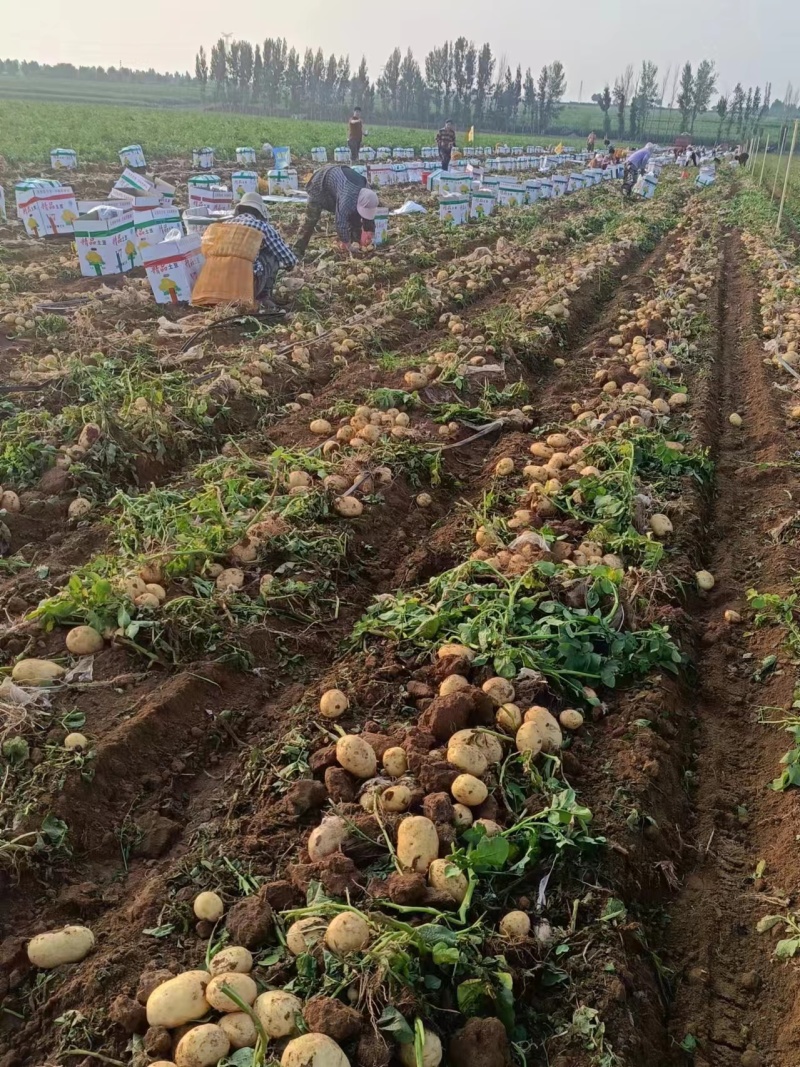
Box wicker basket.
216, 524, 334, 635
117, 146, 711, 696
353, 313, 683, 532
191, 222, 262, 308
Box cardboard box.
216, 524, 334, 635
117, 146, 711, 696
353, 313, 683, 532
142, 233, 204, 304
73, 206, 136, 276
232, 171, 259, 203
439, 195, 469, 226
373, 207, 389, 246
134, 206, 183, 262
192, 147, 215, 170
368, 164, 395, 187
311, 147, 328, 163
470, 191, 495, 218
497, 183, 525, 207
358, 147, 376, 162
538, 178, 553, 199
119, 145, 146, 168
641, 174, 659, 198
393, 147, 414, 159
15, 180, 79, 237
375, 147, 392, 161
334, 147, 351, 163
188, 177, 232, 211
0, 186, 6, 223
422, 147, 438, 160
112, 169, 175, 206
236, 147, 257, 164
267, 170, 298, 195
51, 149, 77, 170
525, 180, 541, 203
552, 175, 569, 197
439, 172, 473, 196
568, 173, 585, 192
406, 163, 423, 183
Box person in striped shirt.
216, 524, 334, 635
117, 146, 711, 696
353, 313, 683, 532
294, 164, 379, 257
225, 192, 297, 313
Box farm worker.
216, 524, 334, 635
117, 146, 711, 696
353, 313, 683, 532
625, 143, 654, 177
587, 131, 596, 153
437, 120, 456, 171
348, 107, 364, 162
604, 138, 615, 157
294, 164, 378, 257
225, 192, 297, 313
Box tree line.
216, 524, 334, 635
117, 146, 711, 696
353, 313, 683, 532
193, 38, 567, 134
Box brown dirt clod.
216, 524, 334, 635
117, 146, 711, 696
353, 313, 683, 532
303, 996, 362, 1042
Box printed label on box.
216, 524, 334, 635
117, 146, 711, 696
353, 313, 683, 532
73, 207, 136, 276
470, 191, 495, 218
439, 196, 469, 226
134, 207, 183, 263
51, 149, 77, 170
192, 148, 215, 169
16, 182, 79, 237
232, 172, 259, 203
142, 233, 204, 304
119, 145, 146, 168
373, 208, 389, 246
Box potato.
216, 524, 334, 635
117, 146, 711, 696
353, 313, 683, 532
696, 569, 715, 591
64, 732, 89, 751
206, 972, 257, 1012
65, 625, 103, 655
0, 490, 21, 513
319, 688, 348, 719
27, 925, 94, 969
496, 703, 522, 733
447, 741, 487, 777
336, 735, 377, 779
416, 493, 433, 508
437, 643, 475, 661
380, 785, 412, 813
193, 891, 224, 922
523, 707, 562, 752
399, 1027, 442, 1067
325, 911, 370, 954
729, 412, 743, 427
286, 917, 327, 956
515, 722, 544, 756
146, 971, 211, 1027
559, 709, 584, 731
11, 658, 65, 686
439, 674, 470, 696
499, 910, 531, 940
452, 803, 473, 828
209, 946, 253, 976
724, 609, 742, 624
474, 818, 502, 837
288, 470, 313, 488
308, 815, 347, 861
482, 677, 515, 706
334, 496, 363, 517
649, 513, 673, 537
255, 990, 303, 1037
450, 728, 503, 765
310, 419, 333, 436
216, 567, 245, 592
175, 1024, 230, 1067
382, 746, 407, 777
219, 1011, 257, 1049
428, 858, 468, 903
397, 815, 439, 873
451, 774, 488, 807
281, 1033, 349, 1067
495, 457, 514, 476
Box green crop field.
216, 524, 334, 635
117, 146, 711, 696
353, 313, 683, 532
759, 154, 800, 227
0, 99, 583, 166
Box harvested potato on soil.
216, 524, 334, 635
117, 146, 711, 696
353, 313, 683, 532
325, 911, 371, 953
175, 1023, 230, 1067
11, 659, 65, 686
219, 1011, 257, 1049
559, 709, 584, 731
399, 1027, 442, 1067
146, 971, 211, 1027
451, 773, 488, 807
382, 746, 408, 777
281, 1033, 349, 1067
499, 910, 532, 939
515, 721, 544, 756
428, 858, 469, 903
397, 815, 439, 872
446, 741, 487, 777
65, 625, 104, 655
205, 972, 257, 1011
523, 706, 562, 752
64, 732, 89, 751
319, 688, 349, 718
336, 735, 377, 778
379, 784, 412, 812
286, 917, 328, 956
193, 891, 224, 922
27, 925, 95, 969
209, 946, 253, 976
496, 703, 522, 732
255, 990, 303, 1037
308, 816, 348, 861
696, 569, 715, 590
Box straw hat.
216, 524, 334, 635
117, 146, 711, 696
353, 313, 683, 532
238, 192, 269, 218
357, 188, 379, 220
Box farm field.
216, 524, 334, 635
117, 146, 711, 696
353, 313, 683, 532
3, 143, 800, 1067
0, 101, 561, 166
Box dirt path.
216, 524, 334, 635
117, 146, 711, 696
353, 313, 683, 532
663, 232, 800, 1067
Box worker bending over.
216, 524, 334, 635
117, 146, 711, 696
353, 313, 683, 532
437, 119, 456, 171
226, 192, 297, 313
295, 163, 378, 256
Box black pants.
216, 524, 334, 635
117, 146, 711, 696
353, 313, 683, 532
349, 139, 361, 162
294, 201, 325, 257
254, 251, 279, 302
439, 148, 452, 171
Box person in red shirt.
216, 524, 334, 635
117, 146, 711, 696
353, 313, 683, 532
348, 108, 364, 162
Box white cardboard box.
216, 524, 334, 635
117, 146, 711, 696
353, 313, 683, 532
311, 147, 328, 163
134, 206, 183, 262
142, 233, 204, 304
73, 207, 136, 276
119, 145, 146, 168
51, 149, 77, 170
334, 147, 350, 163
373, 207, 389, 245
439, 195, 469, 226
232, 171, 259, 203
497, 183, 525, 207
192, 148, 215, 169
0, 186, 6, 223
267, 170, 298, 195
15, 180, 79, 237
236, 147, 257, 164
188, 177, 232, 211
470, 191, 495, 218
552, 175, 569, 197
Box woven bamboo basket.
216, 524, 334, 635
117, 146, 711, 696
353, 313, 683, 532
191, 222, 263, 308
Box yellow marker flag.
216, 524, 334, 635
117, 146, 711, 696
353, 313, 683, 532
467, 126, 474, 144
555, 142, 564, 155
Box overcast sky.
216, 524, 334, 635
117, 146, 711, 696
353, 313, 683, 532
6, 0, 798, 100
